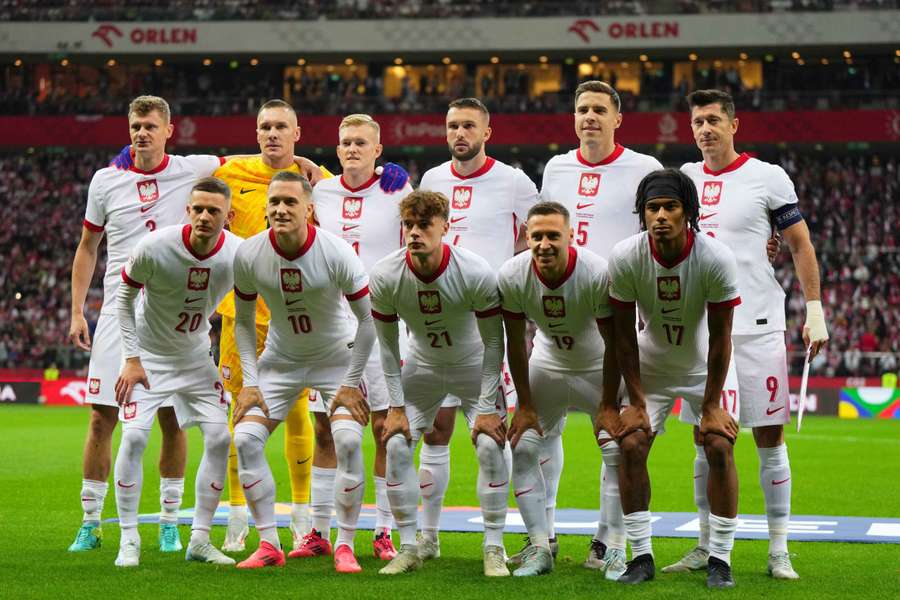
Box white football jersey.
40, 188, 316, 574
608, 230, 741, 377
419, 157, 539, 270
84, 154, 224, 315
681, 154, 800, 334
499, 246, 613, 372
233, 224, 369, 364
312, 173, 413, 272
369, 244, 500, 367
541, 145, 662, 259
122, 224, 241, 371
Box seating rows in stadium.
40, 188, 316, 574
0, 150, 896, 377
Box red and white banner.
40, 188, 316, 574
2, 110, 899, 149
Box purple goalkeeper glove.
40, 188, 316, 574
110, 144, 134, 170
377, 162, 409, 193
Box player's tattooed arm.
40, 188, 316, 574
504, 314, 543, 449
69, 226, 104, 350
700, 306, 739, 443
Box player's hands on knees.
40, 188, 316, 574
766, 233, 781, 264
331, 385, 370, 426
700, 406, 739, 443
294, 156, 324, 186
382, 407, 411, 443
68, 314, 92, 351
618, 405, 651, 441
594, 404, 624, 446
472, 413, 507, 448
507, 406, 543, 449
233, 386, 267, 424
114, 358, 149, 406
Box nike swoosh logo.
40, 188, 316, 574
184, 297, 203, 304
387, 482, 404, 488
548, 322, 564, 328
242, 479, 263, 490
286, 299, 302, 305
240, 188, 255, 194
576, 203, 594, 210
450, 216, 466, 224
661, 308, 680, 314
342, 224, 359, 231
210, 482, 223, 491
424, 319, 442, 326
700, 213, 718, 221
117, 480, 136, 488
296, 457, 311, 465
140, 203, 156, 213
766, 406, 785, 415
693, 474, 703, 479
539, 458, 550, 466
419, 482, 433, 489
772, 477, 790, 486
163, 499, 179, 504
488, 481, 508, 488
514, 487, 533, 498
343, 482, 364, 493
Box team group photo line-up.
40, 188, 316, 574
66, 81, 827, 588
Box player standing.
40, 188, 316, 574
537, 80, 662, 574
415, 98, 538, 559
667, 89, 828, 580
304, 113, 413, 560
113, 177, 241, 567
499, 201, 619, 576
230, 172, 375, 573
67, 96, 224, 553
370, 190, 509, 577
603, 169, 742, 588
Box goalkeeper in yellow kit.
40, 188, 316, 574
216, 99, 330, 552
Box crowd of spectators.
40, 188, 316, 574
0, 148, 896, 378
1, 0, 896, 21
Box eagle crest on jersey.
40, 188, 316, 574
89, 378, 101, 394
451, 186, 473, 209
417, 290, 442, 314
187, 267, 210, 291
280, 268, 303, 293
578, 173, 601, 197
542, 295, 566, 318
702, 181, 723, 206
136, 179, 160, 203
657, 276, 682, 301
123, 401, 137, 420
342, 196, 363, 219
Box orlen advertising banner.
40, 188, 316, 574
1, 110, 899, 149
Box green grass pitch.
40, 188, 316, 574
2, 406, 898, 599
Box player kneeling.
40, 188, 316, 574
600, 169, 742, 588
230, 172, 375, 573
113, 177, 241, 567
371, 190, 510, 577
499, 201, 621, 577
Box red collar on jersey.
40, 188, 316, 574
532, 246, 577, 290
703, 152, 750, 176
576, 144, 624, 168
450, 157, 496, 180
406, 243, 451, 284
649, 228, 695, 269
340, 172, 380, 192
269, 223, 316, 261
182, 224, 225, 261
129, 154, 170, 175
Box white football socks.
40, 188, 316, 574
693, 444, 711, 551
310, 466, 336, 538
708, 513, 738, 565
233, 421, 279, 548
600, 441, 626, 550
759, 444, 791, 554
332, 419, 365, 553
512, 429, 549, 549
80, 479, 108, 524
475, 433, 509, 548
114, 427, 150, 532
539, 433, 564, 540
385, 433, 420, 547
190, 422, 230, 546
373, 476, 393, 532
418, 443, 450, 541
623, 510, 653, 558
159, 477, 184, 525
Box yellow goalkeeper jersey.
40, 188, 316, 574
214, 156, 333, 322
